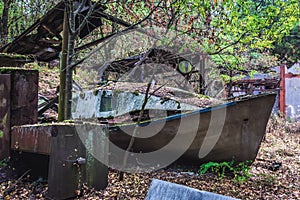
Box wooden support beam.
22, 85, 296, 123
96, 10, 132, 27
279, 65, 286, 115
41, 23, 61, 37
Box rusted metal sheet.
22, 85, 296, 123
47, 124, 108, 199
0, 74, 11, 159
10, 70, 38, 126
0, 69, 38, 126
11, 125, 52, 155
109, 93, 276, 165
47, 124, 83, 199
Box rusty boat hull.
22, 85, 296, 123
108, 93, 276, 165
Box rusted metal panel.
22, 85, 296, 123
11, 125, 52, 155
75, 123, 109, 190
10, 70, 38, 126
0, 69, 38, 126
47, 125, 83, 199
0, 74, 11, 159
47, 124, 108, 199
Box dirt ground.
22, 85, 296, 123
0, 65, 299, 199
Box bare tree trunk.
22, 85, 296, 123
58, 1, 77, 121
0, 0, 10, 46
65, 1, 76, 120
58, 8, 69, 122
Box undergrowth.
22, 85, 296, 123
0, 158, 8, 168
198, 160, 252, 183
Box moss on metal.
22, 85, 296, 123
0, 53, 34, 67
0, 67, 38, 74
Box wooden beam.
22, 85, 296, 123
41, 24, 61, 36
96, 10, 132, 27
0, 2, 65, 53
279, 65, 286, 115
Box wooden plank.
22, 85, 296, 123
0, 2, 64, 53
0, 74, 11, 159
285, 73, 300, 78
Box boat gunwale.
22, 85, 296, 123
108, 92, 277, 129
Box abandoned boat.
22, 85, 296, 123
72, 86, 276, 166
71, 48, 277, 167
113, 93, 275, 163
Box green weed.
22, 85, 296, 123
0, 158, 8, 168
199, 160, 252, 183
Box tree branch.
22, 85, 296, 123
209, 32, 246, 55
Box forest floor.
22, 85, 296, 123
0, 65, 299, 199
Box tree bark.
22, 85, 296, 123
0, 0, 10, 46
65, 1, 76, 120
58, 8, 69, 122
